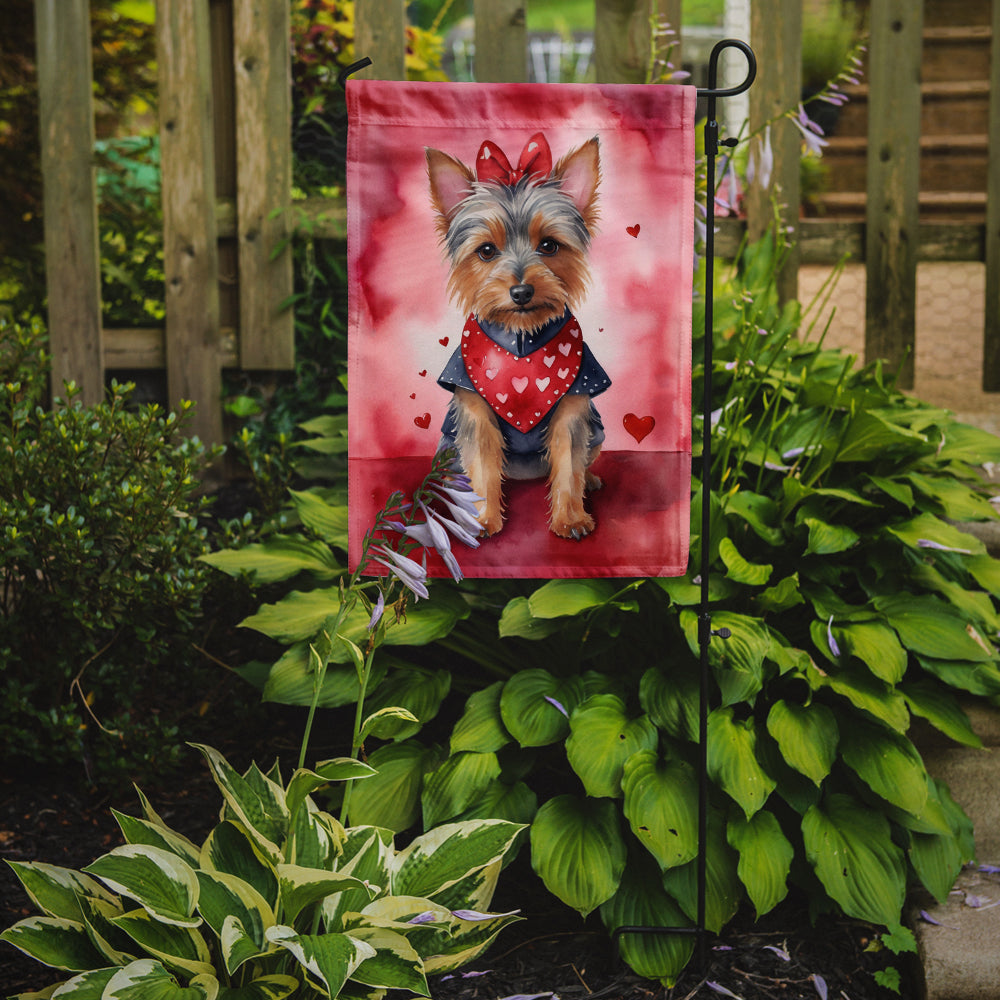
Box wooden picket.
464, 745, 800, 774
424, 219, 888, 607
30, 0, 1000, 446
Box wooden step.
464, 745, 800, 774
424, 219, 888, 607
813, 190, 987, 222
922, 25, 993, 83
822, 134, 989, 193
922, 0, 991, 28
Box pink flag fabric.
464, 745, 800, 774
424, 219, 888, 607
347, 80, 695, 578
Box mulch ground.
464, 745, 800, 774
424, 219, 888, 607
1, 737, 913, 1000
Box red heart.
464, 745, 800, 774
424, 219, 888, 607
409, 393, 416, 399
414, 412, 431, 429
623, 413, 655, 443
418, 369, 427, 377
439, 337, 449, 347
626, 224, 640, 238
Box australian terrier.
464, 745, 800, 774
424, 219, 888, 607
427, 131, 610, 539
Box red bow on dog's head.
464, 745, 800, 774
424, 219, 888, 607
476, 132, 553, 185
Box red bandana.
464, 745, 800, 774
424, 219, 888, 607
461, 314, 584, 430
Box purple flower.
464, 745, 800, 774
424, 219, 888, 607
425, 501, 480, 549
407, 911, 438, 925
812, 974, 828, 1000
544, 695, 569, 718
917, 538, 973, 554
706, 983, 742, 999
451, 908, 520, 921
791, 104, 829, 156
428, 487, 484, 537
369, 544, 430, 600
827, 616, 841, 658
747, 125, 773, 191
763, 944, 790, 961
367, 590, 385, 631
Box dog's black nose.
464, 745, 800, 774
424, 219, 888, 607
509, 283, 534, 306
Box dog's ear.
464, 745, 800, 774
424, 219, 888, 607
553, 137, 600, 227
426, 148, 475, 220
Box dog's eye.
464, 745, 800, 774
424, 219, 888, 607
476, 243, 498, 261
537, 238, 559, 256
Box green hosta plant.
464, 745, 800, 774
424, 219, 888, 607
340, 234, 999, 985
1, 744, 523, 999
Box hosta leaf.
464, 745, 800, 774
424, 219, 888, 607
359, 706, 421, 742
621, 751, 699, 870
900, 680, 982, 748
200, 535, 342, 584
499, 670, 585, 747
566, 695, 658, 798
835, 410, 927, 463
76, 895, 136, 966
833, 621, 907, 684
661, 810, 741, 933
526, 579, 618, 618
639, 664, 699, 743
909, 829, 965, 905
497, 596, 564, 639
45, 966, 118, 998
288, 488, 349, 546
906, 472, 998, 521
707, 708, 776, 818
803, 517, 859, 556
765, 700, 838, 786
5, 862, 118, 923
111, 909, 214, 978
265, 926, 375, 997
285, 760, 375, 823
216, 975, 299, 999
807, 660, 909, 732
103, 959, 217, 1000
874, 594, 995, 662
599, 853, 694, 987
802, 793, 906, 926
530, 795, 626, 917
260, 643, 387, 709
83, 846, 200, 928
966, 552, 1000, 597
347, 740, 442, 832
755, 573, 804, 614
0, 916, 106, 971
450, 682, 511, 754
112, 813, 201, 868
910, 562, 1000, 633
276, 865, 374, 925
885, 512, 985, 556
345, 926, 428, 994
195, 871, 273, 973
916, 655, 1000, 697
727, 811, 793, 917
724, 490, 784, 545
423, 907, 522, 974
190, 746, 287, 862
680, 610, 770, 706
421, 751, 502, 828
362, 667, 451, 740
393, 820, 524, 900
838, 718, 928, 816
322, 829, 393, 931
199, 822, 278, 910
718, 537, 772, 586
453, 779, 538, 827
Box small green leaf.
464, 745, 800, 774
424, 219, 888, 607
200, 536, 342, 584
497, 597, 564, 639
707, 708, 776, 818
718, 537, 772, 585
346, 740, 441, 832
727, 811, 793, 917
499, 670, 584, 747
765, 700, 838, 786
639, 664, 699, 743
839, 718, 929, 817
450, 682, 511, 754
421, 751, 502, 828
803, 517, 859, 555
875, 594, 994, 662
526, 579, 618, 618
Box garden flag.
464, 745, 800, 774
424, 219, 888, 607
347, 80, 695, 578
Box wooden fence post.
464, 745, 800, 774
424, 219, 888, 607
354, 0, 407, 80
233, 0, 294, 370
157, 0, 223, 445
474, 0, 527, 82
34, 0, 104, 405
983, 0, 1000, 390
594, 0, 652, 83
746, 0, 801, 305
864, 0, 923, 389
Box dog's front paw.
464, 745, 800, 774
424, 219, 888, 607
480, 509, 504, 537
550, 510, 595, 540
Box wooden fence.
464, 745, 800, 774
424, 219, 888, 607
33, 0, 1000, 444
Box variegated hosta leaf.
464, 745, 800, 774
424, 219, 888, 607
288, 801, 343, 870
420, 860, 501, 917
323, 829, 393, 931
599, 854, 694, 987
265, 925, 375, 998
4, 861, 118, 922
83, 846, 200, 928
214, 974, 299, 1000
421, 906, 522, 975
727, 810, 793, 917
661, 810, 742, 934
529, 795, 626, 917
191, 746, 288, 863
362, 667, 451, 741
838, 718, 929, 817
285, 760, 375, 824
277, 865, 376, 925
344, 926, 429, 995
112, 811, 202, 868
565, 695, 658, 799
499, 669, 585, 747
77, 894, 136, 966
765, 700, 838, 786
195, 870, 274, 974
420, 751, 501, 829
706, 707, 776, 818
102, 958, 218, 999
45, 966, 118, 997
802, 793, 906, 926
621, 751, 699, 871
0, 916, 107, 971
200, 822, 278, 910
110, 908, 214, 979
391, 820, 524, 901
450, 681, 511, 754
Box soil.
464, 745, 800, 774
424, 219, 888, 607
0, 740, 913, 1000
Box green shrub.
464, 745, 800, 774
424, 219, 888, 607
1, 743, 524, 998
0, 317, 220, 783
